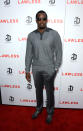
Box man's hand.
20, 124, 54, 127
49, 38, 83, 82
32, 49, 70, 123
25, 72, 31, 83
53, 69, 58, 77
55, 68, 58, 73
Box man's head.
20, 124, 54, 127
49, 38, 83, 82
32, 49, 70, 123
36, 10, 48, 29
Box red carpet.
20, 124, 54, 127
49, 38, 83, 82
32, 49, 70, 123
0, 105, 83, 131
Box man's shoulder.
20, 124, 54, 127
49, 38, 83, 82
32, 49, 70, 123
27, 30, 36, 39
48, 28, 58, 33
48, 28, 59, 36
28, 30, 35, 36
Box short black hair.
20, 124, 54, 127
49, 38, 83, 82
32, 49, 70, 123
36, 10, 47, 20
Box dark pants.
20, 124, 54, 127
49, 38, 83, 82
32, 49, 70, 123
33, 70, 56, 115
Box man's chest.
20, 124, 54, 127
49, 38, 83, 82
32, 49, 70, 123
31, 33, 55, 48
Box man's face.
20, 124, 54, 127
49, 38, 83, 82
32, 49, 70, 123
36, 13, 47, 29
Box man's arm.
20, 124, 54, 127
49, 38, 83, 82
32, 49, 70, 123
54, 32, 62, 71
25, 34, 33, 82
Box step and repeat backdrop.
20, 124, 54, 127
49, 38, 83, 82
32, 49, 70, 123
0, 0, 83, 108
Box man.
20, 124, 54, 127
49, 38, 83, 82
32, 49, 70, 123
25, 10, 62, 124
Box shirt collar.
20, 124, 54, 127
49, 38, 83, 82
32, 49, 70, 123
35, 27, 50, 33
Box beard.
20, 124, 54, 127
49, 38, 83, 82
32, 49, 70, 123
39, 26, 46, 29
38, 24, 47, 30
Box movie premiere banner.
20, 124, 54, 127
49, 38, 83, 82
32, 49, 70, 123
59, 0, 83, 108
0, 0, 83, 109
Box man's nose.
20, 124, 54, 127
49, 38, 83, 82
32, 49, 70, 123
40, 19, 44, 23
